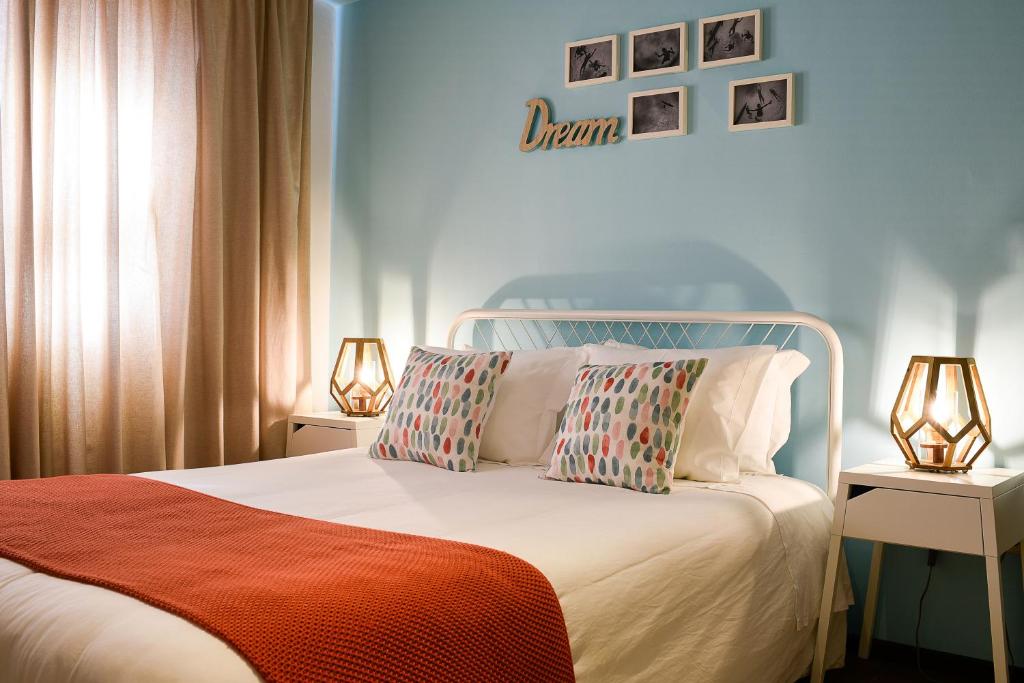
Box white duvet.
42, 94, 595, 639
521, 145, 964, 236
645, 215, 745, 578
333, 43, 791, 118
0, 450, 849, 682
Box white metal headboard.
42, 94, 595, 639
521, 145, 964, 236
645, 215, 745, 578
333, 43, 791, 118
448, 309, 844, 498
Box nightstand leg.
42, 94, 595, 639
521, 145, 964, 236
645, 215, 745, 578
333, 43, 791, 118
858, 541, 885, 659
285, 423, 297, 457
985, 555, 1008, 683
812, 534, 843, 683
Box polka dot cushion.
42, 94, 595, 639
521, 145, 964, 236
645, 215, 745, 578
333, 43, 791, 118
545, 359, 707, 494
370, 347, 512, 471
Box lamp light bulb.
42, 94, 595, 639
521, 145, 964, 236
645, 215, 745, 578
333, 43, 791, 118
357, 360, 377, 386
929, 397, 949, 425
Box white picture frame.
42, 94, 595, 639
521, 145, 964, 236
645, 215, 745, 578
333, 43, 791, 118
728, 72, 794, 132
628, 22, 687, 78
628, 86, 687, 140
698, 9, 761, 69
565, 34, 619, 89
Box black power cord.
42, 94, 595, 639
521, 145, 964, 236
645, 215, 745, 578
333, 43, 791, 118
914, 549, 940, 682
914, 550, 1019, 682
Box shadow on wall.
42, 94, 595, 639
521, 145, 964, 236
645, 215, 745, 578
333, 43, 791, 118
868, 223, 1024, 470
971, 223, 1024, 466
482, 241, 793, 312
840, 222, 1024, 664
474, 241, 837, 486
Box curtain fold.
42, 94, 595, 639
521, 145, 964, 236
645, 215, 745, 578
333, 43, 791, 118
0, 0, 312, 479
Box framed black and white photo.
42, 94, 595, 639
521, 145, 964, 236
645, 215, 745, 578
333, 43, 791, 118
729, 73, 793, 131
629, 22, 687, 78
565, 34, 619, 88
699, 9, 761, 69
628, 86, 687, 140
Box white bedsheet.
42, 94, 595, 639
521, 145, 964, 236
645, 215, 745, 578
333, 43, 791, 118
0, 450, 850, 682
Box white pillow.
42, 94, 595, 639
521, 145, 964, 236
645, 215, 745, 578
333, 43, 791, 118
424, 346, 585, 466
735, 350, 811, 473
585, 344, 777, 482
760, 350, 810, 470
600, 342, 811, 473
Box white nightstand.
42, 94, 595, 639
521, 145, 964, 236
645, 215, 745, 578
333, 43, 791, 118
285, 412, 384, 457
811, 462, 1024, 683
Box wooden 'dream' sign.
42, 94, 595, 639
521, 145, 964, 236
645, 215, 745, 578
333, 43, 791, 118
519, 98, 620, 152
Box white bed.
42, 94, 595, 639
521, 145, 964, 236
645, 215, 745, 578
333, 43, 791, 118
0, 449, 848, 682
0, 309, 852, 681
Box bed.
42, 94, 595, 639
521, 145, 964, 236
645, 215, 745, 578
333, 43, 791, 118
0, 309, 852, 682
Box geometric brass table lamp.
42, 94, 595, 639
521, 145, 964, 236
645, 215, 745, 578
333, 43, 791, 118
330, 338, 395, 417
890, 355, 991, 472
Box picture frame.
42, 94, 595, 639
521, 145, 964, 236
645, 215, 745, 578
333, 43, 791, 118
628, 22, 687, 78
699, 9, 761, 69
565, 34, 619, 89
628, 86, 687, 140
728, 73, 794, 132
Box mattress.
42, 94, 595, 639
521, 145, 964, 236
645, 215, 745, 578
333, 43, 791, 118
0, 450, 850, 682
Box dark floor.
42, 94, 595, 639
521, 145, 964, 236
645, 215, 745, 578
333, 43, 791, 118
799, 638, 1022, 682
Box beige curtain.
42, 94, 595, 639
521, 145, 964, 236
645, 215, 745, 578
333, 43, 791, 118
0, 0, 312, 479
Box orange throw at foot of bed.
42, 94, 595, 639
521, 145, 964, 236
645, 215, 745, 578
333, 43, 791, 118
0, 474, 575, 683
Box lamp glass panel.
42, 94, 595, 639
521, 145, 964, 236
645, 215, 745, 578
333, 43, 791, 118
332, 344, 354, 395
895, 361, 928, 433
932, 362, 969, 438
333, 341, 390, 409
356, 344, 385, 389
336, 344, 378, 386
970, 363, 991, 428
955, 433, 982, 466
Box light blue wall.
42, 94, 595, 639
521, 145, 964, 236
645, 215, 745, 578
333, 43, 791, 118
332, 0, 1024, 663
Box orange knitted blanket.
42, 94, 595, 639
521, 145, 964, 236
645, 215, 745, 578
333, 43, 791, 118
0, 474, 575, 683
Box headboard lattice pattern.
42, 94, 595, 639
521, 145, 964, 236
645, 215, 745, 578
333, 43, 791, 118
448, 309, 844, 497
450, 318, 804, 353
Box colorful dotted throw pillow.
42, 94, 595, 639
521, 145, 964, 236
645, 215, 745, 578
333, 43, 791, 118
545, 359, 707, 494
370, 347, 511, 471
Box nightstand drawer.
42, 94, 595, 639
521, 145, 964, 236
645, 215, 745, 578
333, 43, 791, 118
286, 424, 375, 457
842, 488, 983, 554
